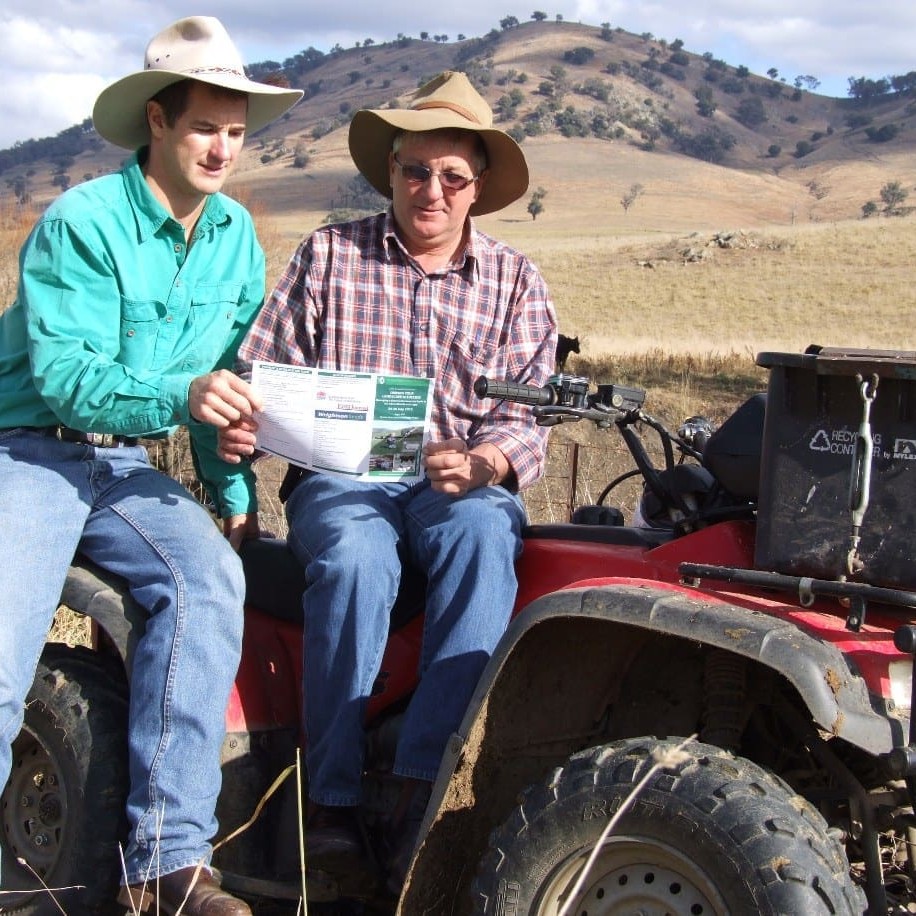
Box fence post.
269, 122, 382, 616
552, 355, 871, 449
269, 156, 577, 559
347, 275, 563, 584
566, 442, 579, 521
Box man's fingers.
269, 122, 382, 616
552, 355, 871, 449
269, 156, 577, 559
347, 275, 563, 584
190, 371, 263, 426
217, 424, 258, 463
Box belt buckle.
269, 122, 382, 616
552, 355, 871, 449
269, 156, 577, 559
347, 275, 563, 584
87, 432, 116, 447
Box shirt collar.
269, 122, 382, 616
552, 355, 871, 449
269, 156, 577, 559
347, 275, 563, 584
382, 208, 480, 279
123, 149, 230, 242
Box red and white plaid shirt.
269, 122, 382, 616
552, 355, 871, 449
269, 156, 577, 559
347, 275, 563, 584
238, 211, 557, 489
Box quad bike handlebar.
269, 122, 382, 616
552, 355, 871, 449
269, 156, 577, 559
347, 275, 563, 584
473, 374, 646, 427
476, 373, 711, 524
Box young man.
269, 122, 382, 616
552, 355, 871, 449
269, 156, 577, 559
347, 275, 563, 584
221, 71, 557, 893
0, 17, 300, 914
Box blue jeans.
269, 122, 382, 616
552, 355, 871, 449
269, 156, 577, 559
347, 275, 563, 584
285, 472, 525, 804
0, 428, 245, 883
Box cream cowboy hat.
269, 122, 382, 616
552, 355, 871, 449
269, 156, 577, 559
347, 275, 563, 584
93, 16, 303, 150
348, 71, 529, 216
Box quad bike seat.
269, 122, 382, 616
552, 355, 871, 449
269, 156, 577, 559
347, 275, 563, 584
239, 537, 426, 630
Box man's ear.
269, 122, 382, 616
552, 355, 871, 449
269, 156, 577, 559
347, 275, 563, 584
147, 100, 166, 139
472, 169, 489, 205
387, 150, 396, 192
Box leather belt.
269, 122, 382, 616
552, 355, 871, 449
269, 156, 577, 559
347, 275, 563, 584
38, 426, 140, 448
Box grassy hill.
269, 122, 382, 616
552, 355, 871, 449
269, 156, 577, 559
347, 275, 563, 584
2, 19, 913, 364
3, 18, 913, 234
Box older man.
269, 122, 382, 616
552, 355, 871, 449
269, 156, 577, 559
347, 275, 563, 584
222, 71, 557, 893
0, 16, 300, 915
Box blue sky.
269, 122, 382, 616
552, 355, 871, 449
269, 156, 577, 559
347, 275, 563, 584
0, 0, 911, 149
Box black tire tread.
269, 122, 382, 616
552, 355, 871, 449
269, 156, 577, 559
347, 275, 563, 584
2, 645, 128, 915
472, 736, 865, 915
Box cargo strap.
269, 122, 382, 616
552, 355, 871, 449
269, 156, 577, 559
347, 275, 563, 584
846, 373, 879, 578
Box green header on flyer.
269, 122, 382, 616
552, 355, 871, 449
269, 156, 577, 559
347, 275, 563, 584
374, 376, 431, 422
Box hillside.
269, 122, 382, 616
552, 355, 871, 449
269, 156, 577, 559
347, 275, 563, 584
2, 19, 914, 241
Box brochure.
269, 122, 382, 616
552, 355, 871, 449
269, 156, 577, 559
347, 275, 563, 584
250, 361, 433, 482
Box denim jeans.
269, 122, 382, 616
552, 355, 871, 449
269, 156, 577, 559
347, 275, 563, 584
0, 428, 245, 883
285, 471, 525, 804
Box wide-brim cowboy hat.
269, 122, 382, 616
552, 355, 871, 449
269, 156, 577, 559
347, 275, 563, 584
348, 71, 529, 216
93, 16, 303, 150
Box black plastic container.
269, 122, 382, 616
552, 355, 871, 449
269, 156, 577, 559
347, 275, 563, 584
755, 347, 916, 588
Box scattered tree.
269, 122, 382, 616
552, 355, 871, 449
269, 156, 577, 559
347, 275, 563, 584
620, 183, 645, 213
880, 180, 908, 215
531, 10, 548, 21
865, 124, 900, 143
292, 144, 310, 169
735, 96, 766, 128
527, 187, 547, 220
793, 74, 821, 92
694, 85, 717, 117
564, 46, 595, 65
806, 179, 830, 220
861, 200, 878, 219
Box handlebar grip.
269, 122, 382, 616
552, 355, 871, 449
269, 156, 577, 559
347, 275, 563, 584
474, 376, 557, 406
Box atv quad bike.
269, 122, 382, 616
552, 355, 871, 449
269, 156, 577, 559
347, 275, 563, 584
5, 345, 916, 915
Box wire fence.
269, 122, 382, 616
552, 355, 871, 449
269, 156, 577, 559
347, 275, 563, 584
146, 426, 647, 534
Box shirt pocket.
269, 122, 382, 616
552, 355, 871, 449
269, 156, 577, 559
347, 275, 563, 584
119, 299, 166, 371
185, 281, 245, 371
440, 330, 501, 424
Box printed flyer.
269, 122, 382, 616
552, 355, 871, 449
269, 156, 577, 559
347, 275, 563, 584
250, 361, 433, 481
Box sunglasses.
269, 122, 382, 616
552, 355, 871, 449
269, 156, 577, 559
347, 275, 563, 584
393, 154, 479, 191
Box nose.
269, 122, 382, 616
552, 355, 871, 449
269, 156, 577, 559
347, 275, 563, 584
212, 131, 232, 161
420, 172, 445, 198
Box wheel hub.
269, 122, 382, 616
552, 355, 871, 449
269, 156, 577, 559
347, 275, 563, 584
2, 729, 65, 874
538, 836, 726, 916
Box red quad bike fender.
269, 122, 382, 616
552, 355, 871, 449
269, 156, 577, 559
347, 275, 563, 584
397, 521, 911, 913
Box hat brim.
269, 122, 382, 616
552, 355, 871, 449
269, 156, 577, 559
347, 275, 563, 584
93, 70, 302, 150
348, 108, 529, 216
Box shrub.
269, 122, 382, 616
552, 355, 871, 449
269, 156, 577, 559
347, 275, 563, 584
735, 96, 767, 128
563, 47, 595, 65
865, 124, 900, 143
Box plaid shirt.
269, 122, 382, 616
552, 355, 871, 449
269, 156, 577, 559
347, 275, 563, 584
238, 211, 557, 489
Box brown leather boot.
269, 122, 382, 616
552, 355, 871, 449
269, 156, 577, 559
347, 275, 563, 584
117, 866, 251, 915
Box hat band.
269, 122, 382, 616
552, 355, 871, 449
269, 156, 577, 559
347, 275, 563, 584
413, 99, 483, 126
148, 64, 246, 78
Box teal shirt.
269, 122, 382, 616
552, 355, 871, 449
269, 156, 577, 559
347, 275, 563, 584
0, 151, 263, 518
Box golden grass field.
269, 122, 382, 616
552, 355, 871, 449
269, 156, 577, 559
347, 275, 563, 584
3, 183, 914, 534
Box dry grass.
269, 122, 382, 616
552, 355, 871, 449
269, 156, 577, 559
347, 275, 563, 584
489, 215, 916, 358
2, 153, 913, 556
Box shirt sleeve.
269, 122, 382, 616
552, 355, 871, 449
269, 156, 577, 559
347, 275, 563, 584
189, 227, 267, 519
468, 264, 558, 491
22, 217, 192, 434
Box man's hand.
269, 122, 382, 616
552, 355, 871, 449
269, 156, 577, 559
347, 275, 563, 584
423, 439, 509, 496
218, 417, 259, 464
222, 512, 261, 551
189, 370, 263, 428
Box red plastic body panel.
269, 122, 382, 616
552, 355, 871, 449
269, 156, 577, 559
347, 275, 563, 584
226, 520, 910, 734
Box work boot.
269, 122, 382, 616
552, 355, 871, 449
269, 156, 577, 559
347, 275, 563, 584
306, 803, 368, 875
117, 866, 251, 915
384, 778, 432, 895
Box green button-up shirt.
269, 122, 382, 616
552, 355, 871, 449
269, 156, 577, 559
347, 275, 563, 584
0, 151, 263, 517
